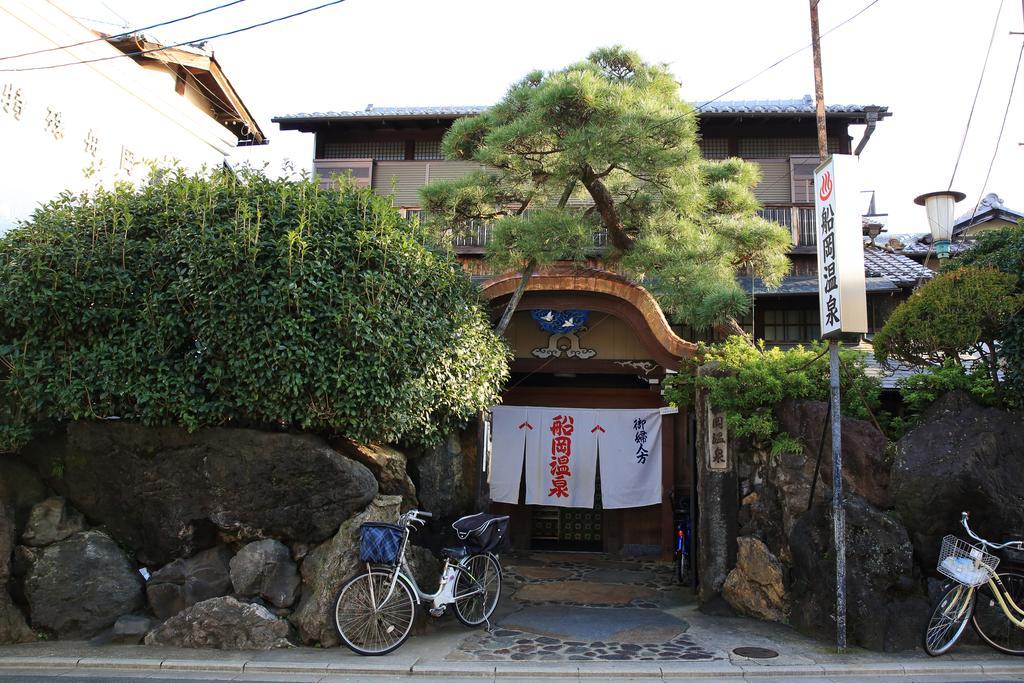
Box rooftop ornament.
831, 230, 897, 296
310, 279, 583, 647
914, 190, 967, 259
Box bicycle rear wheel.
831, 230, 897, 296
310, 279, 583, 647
453, 553, 502, 627
972, 570, 1024, 656
924, 583, 976, 656
333, 569, 416, 655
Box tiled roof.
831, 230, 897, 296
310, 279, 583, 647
954, 192, 1024, 232
696, 96, 888, 116
862, 249, 934, 287
873, 232, 973, 257
739, 275, 900, 296
273, 98, 887, 122
272, 106, 490, 122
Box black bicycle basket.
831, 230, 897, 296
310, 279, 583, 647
359, 522, 403, 564
452, 513, 511, 553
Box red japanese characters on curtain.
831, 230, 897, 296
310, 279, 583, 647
489, 406, 662, 509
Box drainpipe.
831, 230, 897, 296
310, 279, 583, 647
854, 106, 881, 157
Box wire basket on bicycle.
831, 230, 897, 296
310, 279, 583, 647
937, 534, 1000, 587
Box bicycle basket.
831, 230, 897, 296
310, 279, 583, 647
452, 513, 510, 553
937, 534, 999, 587
359, 523, 403, 564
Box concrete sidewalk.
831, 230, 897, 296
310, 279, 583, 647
1, 632, 1023, 680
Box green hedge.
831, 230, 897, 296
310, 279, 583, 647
0, 167, 509, 450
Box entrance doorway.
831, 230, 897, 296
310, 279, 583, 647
530, 473, 604, 551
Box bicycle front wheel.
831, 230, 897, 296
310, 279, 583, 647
924, 583, 976, 656
333, 570, 416, 655
973, 570, 1024, 656
453, 553, 502, 627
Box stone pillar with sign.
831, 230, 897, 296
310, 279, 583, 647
695, 362, 738, 604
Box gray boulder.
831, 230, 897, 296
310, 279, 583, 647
25, 530, 143, 639
775, 399, 891, 510
23, 422, 378, 565
892, 391, 1024, 568
112, 614, 155, 644
0, 458, 47, 531
229, 539, 300, 609
20, 497, 85, 547
0, 504, 33, 644
409, 431, 475, 519
333, 439, 417, 510
146, 546, 232, 620
290, 494, 438, 646
788, 494, 928, 651
722, 536, 787, 623
144, 596, 292, 649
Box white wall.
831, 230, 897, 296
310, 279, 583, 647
0, 0, 239, 232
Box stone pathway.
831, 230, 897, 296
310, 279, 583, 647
451, 552, 719, 662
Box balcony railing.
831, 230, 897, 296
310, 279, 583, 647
757, 205, 817, 247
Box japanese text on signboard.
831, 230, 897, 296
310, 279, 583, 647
549, 415, 573, 498
633, 418, 649, 464
707, 405, 728, 472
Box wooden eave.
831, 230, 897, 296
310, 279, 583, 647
107, 36, 267, 145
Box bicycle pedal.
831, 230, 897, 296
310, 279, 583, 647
428, 607, 446, 617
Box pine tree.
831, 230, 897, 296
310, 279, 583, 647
420, 46, 792, 336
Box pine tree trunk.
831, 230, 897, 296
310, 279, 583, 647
494, 258, 537, 337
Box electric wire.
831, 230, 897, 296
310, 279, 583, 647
0, 0, 249, 62
964, 37, 1024, 232
696, 0, 880, 112
0, 0, 348, 73
949, 0, 1005, 190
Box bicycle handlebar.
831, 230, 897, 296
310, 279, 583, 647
960, 511, 1024, 551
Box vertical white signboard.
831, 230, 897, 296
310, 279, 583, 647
815, 155, 868, 338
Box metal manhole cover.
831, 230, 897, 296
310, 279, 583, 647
732, 646, 779, 659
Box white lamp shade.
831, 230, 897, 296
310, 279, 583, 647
914, 190, 966, 244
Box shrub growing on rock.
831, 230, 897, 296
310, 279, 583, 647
0, 168, 509, 450
664, 336, 880, 458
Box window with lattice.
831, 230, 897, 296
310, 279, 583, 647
737, 137, 840, 158
321, 141, 405, 160
698, 138, 729, 159
763, 309, 820, 342
414, 140, 443, 160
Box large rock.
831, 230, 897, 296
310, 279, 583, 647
892, 391, 1024, 568
722, 536, 787, 623
0, 458, 47, 531
146, 546, 233, 620
144, 596, 292, 649
24, 422, 378, 565
229, 539, 300, 609
333, 440, 417, 510
20, 497, 85, 547
788, 495, 928, 652
409, 431, 475, 519
0, 504, 33, 644
775, 399, 891, 510
290, 494, 438, 646
25, 530, 144, 639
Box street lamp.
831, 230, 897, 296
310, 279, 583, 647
914, 190, 967, 259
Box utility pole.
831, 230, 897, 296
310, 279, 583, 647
808, 0, 847, 653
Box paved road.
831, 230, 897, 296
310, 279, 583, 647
1, 669, 1023, 682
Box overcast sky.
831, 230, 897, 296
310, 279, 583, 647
70, 0, 1024, 233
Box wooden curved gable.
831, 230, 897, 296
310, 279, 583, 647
481, 269, 696, 369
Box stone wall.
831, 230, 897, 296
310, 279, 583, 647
0, 421, 448, 647
709, 392, 1020, 652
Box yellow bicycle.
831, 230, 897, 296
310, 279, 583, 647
924, 512, 1024, 656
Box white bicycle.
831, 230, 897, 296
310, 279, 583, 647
332, 509, 509, 655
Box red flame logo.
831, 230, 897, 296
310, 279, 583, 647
819, 170, 833, 202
